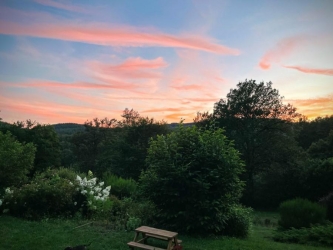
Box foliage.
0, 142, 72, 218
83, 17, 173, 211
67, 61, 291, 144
109, 196, 156, 230
0, 131, 36, 188
1, 168, 78, 219
307, 130, 333, 159
0, 169, 112, 220
71, 110, 169, 179
101, 109, 170, 179
103, 172, 137, 199
253, 158, 307, 209
319, 192, 333, 222
197, 80, 302, 206
126, 216, 142, 231
273, 221, 333, 247
0, 122, 61, 174
140, 124, 247, 236
297, 115, 333, 150
222, 205, 253, 238
278, 198, 327, 230
29, 124, 61, 173
303, 157, 333, 202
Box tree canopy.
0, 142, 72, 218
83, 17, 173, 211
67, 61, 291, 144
139, 125, 250, 235
196, 79, 303, 206
0, 131, 36, 188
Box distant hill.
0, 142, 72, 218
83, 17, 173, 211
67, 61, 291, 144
52, 122, 194, 136
52, 123, 85, 136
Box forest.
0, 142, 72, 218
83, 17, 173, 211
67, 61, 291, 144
1, 80, 333, 248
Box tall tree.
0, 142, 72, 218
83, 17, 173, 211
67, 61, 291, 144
211, 79, 302, 204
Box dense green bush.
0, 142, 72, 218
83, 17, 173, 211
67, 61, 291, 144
140, 125, 248, 236
0, 131, 36, 188
103, 172, 137, 199
278, 198, 327, 229
222, 205, 253, 238
273, 221, 333, 247
2, 168, 78, 219
303, 158, 333, 202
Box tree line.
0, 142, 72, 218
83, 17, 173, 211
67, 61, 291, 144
1, 79, 332, 210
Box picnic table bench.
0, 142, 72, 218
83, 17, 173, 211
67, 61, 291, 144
127, 226, 182, 250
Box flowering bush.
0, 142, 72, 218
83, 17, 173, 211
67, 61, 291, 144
0, 168, 112, 220
75, 173, 112, 219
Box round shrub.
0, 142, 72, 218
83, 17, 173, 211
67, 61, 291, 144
222, 205, 253, 238
278, 198, 327, 229
139, 125, 247, 236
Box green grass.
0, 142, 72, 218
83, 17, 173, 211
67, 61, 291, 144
0, 213, 330, 250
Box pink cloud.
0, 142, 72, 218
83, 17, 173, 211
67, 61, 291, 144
172, 84, 204, 91
24, 79, 141, 91
89, 57, 168, 80
259, 36, 306, 70
0, 21, 240, 55
283, 65, 333, 76
0, 96, 87, 123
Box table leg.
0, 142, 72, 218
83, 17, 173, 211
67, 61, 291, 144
173, 236, 178, 245
167, 238, 173, 250
133, 232, 139, 242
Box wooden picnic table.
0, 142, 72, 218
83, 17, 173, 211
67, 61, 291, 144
127, 226, 182, 250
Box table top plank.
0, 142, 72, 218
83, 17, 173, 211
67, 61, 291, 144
135, 226, 178, 238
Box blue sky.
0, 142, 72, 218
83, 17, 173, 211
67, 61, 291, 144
0, 0, 332, 124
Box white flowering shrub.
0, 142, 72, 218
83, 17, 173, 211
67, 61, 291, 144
0, 168, 113, 220
75, 173, 112, 219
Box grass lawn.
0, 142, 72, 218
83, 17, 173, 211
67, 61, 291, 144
0, 212, 329, 250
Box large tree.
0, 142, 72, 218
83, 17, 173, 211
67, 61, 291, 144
210, 80, 302, 205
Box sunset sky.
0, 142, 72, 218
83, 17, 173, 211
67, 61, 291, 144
0, 0, 332, 124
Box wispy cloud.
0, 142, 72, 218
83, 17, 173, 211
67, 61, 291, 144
26, 80, 140, 91
259, 36, 306, 70
283, 65, 333, 76
88, 57, 168, 80
171, 84, 204, 91
0, 21, 240, 55
33, 0, 87, 13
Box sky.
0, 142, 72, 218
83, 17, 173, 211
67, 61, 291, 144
0, 0, 332, 124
